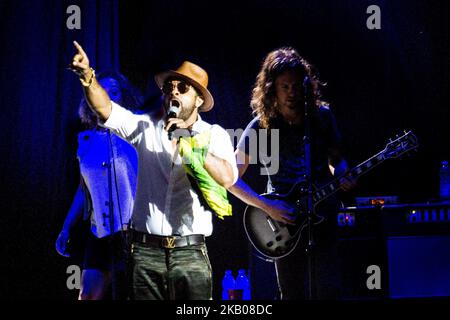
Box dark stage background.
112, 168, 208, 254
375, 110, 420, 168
0, 0, 449, 299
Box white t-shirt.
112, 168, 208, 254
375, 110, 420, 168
103, 101, 238, 237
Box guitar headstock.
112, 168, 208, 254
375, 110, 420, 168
383, 130, 419, 159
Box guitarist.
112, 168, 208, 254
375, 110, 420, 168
229, 47, 356, 300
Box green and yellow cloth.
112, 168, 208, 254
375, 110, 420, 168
178, 130, 232, 220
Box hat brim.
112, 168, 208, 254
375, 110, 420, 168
155, 71, 214, 112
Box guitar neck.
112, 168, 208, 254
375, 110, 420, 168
312, 150, 386, 204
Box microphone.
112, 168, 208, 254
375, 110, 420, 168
303, 76, 313, 115
303, 76, 311, 97
167, 100, 180, 140
168, 100, 180, 118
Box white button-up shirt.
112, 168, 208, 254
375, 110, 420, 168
103, 101, 238, 237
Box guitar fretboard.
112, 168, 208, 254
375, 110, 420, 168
312, 151, 386, 204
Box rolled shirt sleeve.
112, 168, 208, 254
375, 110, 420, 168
206, 125, 239, 185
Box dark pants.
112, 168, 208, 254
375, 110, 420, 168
130, 242, 213, 300
83, 231, 130, 300
275, 203, 342, 300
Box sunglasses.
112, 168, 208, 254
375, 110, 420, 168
162, 81, 192, 95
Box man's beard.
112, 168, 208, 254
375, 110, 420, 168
178, 104, 196, 121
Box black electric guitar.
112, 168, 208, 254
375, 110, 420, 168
243, 131, 418, 259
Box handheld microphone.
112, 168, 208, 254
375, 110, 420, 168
168, 100, 180, 118
167, 100, 180, 140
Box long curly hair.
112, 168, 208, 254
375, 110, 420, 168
250, 47, 327, 128
78, 71, 144, 129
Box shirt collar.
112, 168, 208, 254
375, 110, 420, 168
158, 114, 209, 136
191, 114, 206, 132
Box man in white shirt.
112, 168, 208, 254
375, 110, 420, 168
69, 41, 238, 300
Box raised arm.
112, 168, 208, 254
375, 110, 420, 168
69, 41, 111, 121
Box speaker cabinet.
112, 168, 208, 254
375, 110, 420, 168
387, 235, 450, 298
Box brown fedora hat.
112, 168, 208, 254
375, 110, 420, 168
155, 61, 214, 112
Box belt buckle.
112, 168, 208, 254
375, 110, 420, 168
162, 236, 176, 249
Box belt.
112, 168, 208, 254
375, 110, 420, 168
131, 231, 205, 249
